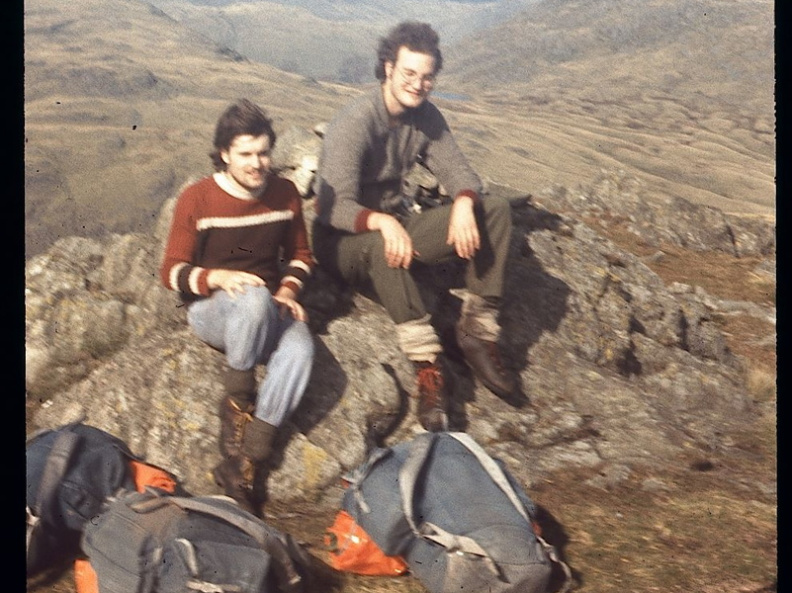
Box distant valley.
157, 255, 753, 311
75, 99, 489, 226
144, 0, 542, 82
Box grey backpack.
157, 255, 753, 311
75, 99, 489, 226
81, 488, 313, 593
341, 432, 571, 593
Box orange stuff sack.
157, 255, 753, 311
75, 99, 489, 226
324, 510, 408, 576
73, 558, 99, 593
128, 459, 178, 493
74, 460, 179, 593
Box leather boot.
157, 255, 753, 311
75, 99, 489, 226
414, 361, 449, 432
455, 326, 521, 405
213, 368, 258, 512
243, 417, 278, 515
212, 453, 257, 515
217, 368, 256, 459
242, 416, 278, 464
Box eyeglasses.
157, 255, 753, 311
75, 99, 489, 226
396, 66, 436, 88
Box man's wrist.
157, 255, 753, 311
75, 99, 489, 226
367, 212, 394, 231
453, 194, 475, 207
206, 269, 219, 289
454, 189, 480, 207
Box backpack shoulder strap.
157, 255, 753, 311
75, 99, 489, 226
162, 496, 306, 593
344, 447, 392, 514
446, 432, 531, 522
397, 433, 503, 577
447, 433, 573, 593
27, 429, 81, 560
398, 433, 531, 530
396, 432, 435, 536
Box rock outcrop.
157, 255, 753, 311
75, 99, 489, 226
26, 125, 775, 503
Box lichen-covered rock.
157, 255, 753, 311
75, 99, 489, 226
540, 169, 775, 257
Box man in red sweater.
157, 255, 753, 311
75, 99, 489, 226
160, 99, 315, 515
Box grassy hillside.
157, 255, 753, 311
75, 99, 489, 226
144, 0, 539, 82
24, 0, 774, 259
117, 0, 776, 219
23, 0, 357, 257
438, 0, 775, 218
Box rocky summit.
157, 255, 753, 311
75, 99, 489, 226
25, 123, 776, 505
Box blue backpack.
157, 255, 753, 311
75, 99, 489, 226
26, 422, 138, 577
341, 432, 571, 593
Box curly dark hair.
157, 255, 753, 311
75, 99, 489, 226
209, 99, 277, 171
375, 21, 443, 82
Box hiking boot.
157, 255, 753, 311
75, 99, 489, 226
218, 395, 252, 458
414, 361, 449, 432
213, 455, 256, 515
242, 417, 278, 463
215, 370, 260, 514
218, 367, 257, 459
455, 327, 521, 405
242, 417, 278, 515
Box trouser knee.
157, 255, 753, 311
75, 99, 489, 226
481, 194, 512, 228
232, 287, 274, 325
224, 287, 275, 369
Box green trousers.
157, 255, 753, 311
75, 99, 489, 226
313, 195, 512, 325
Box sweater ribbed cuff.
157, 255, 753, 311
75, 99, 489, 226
354, 209, 377, 233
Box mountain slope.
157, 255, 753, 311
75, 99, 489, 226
143, 0, 540, 81
23, 0, 355, 257
437, 0, 775, 218
24, 0, 775, 260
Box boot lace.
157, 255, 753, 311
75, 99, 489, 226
224, 398, 254, 459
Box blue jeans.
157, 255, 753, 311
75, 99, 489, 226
187, 286, 315, 427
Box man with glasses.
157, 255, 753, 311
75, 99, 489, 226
313, 21, 519, 432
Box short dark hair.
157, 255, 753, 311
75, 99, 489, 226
375, 21, 443, 82
209, 99, 277, 171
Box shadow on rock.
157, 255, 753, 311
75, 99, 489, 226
290, 338, 348, 436
370, 363, 411, 449
534, 503, 582, 593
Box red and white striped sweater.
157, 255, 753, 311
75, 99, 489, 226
160, 173, 314, 301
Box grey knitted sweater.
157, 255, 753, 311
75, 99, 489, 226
314, 86, 482, 233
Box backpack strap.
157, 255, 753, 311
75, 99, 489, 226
398, 433, 504, 578
448, 434, 573, 593
149, 495, 306, 593
446, 433, 532, 522
343, 447, 392, 514
399, 433, 574, 590
536, 535, 573, 593
27, 429, 81, 560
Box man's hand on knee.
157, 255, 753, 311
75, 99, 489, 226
207, 269, 266, 299
368, 212, 416, 269
447, 196, 480, 260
